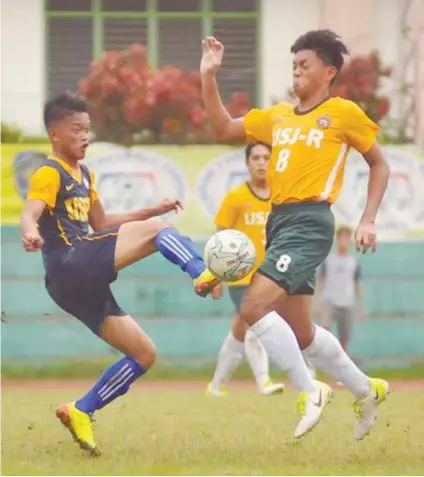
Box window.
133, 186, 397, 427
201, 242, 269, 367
157, 0, 201, 11
104, 19, 148, 52
212, 19, 257, 103
47, 18, 93, 98
158, 19, 202, 70
47, 0, 92, 11
212, 0, 257, 12
45, 0, 260, 105
102, 0, 147, 11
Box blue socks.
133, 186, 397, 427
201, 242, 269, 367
155, 227, 205, 279
75, 357, 146, 415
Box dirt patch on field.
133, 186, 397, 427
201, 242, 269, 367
2, 379, 424, 391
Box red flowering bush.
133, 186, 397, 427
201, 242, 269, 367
279, 51, 392, 124
78, 43, 250, 144
331, 51, 392, 123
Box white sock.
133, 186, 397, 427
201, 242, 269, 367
302, 326, 370, 399
244, 329, 269, 386
211, 333, 244, 389
250, 311, 315, 392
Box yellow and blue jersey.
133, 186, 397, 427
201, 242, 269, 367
27, 156, 99, 272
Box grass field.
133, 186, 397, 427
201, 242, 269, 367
2, 383, 424, 476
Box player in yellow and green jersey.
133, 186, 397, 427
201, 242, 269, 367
206, 142, 284, 397
200, 29, 390, 440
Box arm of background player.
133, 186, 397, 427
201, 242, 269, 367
354, 263, 367, 320
360, 142, 390, 224
201, 72, 245, 141
214, 193, 238, 231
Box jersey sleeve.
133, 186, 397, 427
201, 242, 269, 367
89, 170, 99, 204
243, 107, 274, 144
215, 192, 238, 229
342, 101, 380, 154
27, 166, 60, 208
319, 261, 327, 277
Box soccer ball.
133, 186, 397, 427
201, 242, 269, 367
204, 229, 256, 282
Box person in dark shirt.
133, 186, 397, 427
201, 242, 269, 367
20, 92, 220, 456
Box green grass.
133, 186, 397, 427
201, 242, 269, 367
2, 359, 424, 381
2, 388, 424, 475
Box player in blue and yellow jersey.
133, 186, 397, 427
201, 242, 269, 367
20, 92, 220, 456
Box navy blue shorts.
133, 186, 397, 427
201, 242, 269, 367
45, 226, 126, 334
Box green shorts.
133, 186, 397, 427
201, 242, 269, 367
228, 285, 248, 312
258, 202, 335, 295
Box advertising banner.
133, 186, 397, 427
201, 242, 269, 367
3, 143, 424, 240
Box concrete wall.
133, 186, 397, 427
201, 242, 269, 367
260, 0, 406, 106
1, 0, 45, 134
2, 224, 424, 363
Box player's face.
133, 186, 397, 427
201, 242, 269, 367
247, 144, 270, 181
337, 230, 352, 252
292, 50, 337, 99
49, 112, 90, 161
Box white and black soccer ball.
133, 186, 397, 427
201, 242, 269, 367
204, 229, 256, 282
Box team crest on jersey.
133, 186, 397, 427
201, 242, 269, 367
196, 149, 248, 219
316, 114, 332, 129
332, 146, 424, 239
85, 144, 189, 222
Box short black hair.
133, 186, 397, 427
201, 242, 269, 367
43, 92, 88, 129
290, 29, 349, 73
245, 142, 271, 163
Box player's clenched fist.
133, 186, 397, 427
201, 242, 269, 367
200, 36, 224, 75
22, 232, 44, 252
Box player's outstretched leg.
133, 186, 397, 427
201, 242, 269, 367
239, 274, 332, 439
113, 221, 220, 297
301, 325, 390, 439
56, 315, 156, 456
206, 314, 284, 396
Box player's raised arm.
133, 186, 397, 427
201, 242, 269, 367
200, 37, 246, 141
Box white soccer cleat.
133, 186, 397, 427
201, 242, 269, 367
258, 379, 285, 395
205, 383, 228, 397
294, 380, 333, 439
353, 378, 390, 440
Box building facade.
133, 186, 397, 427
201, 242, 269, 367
1, 0, 423, 142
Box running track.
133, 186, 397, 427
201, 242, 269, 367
2, 380, 424, 391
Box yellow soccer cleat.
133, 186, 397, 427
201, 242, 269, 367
258, 378, 285, 395
194, 269, 221, 297
56, 402, 100, 457
353, 377, 390, 440
205, 382, 228, 397
294, 380, 333, 439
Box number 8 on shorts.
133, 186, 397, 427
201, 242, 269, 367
276, 254, 291, 273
